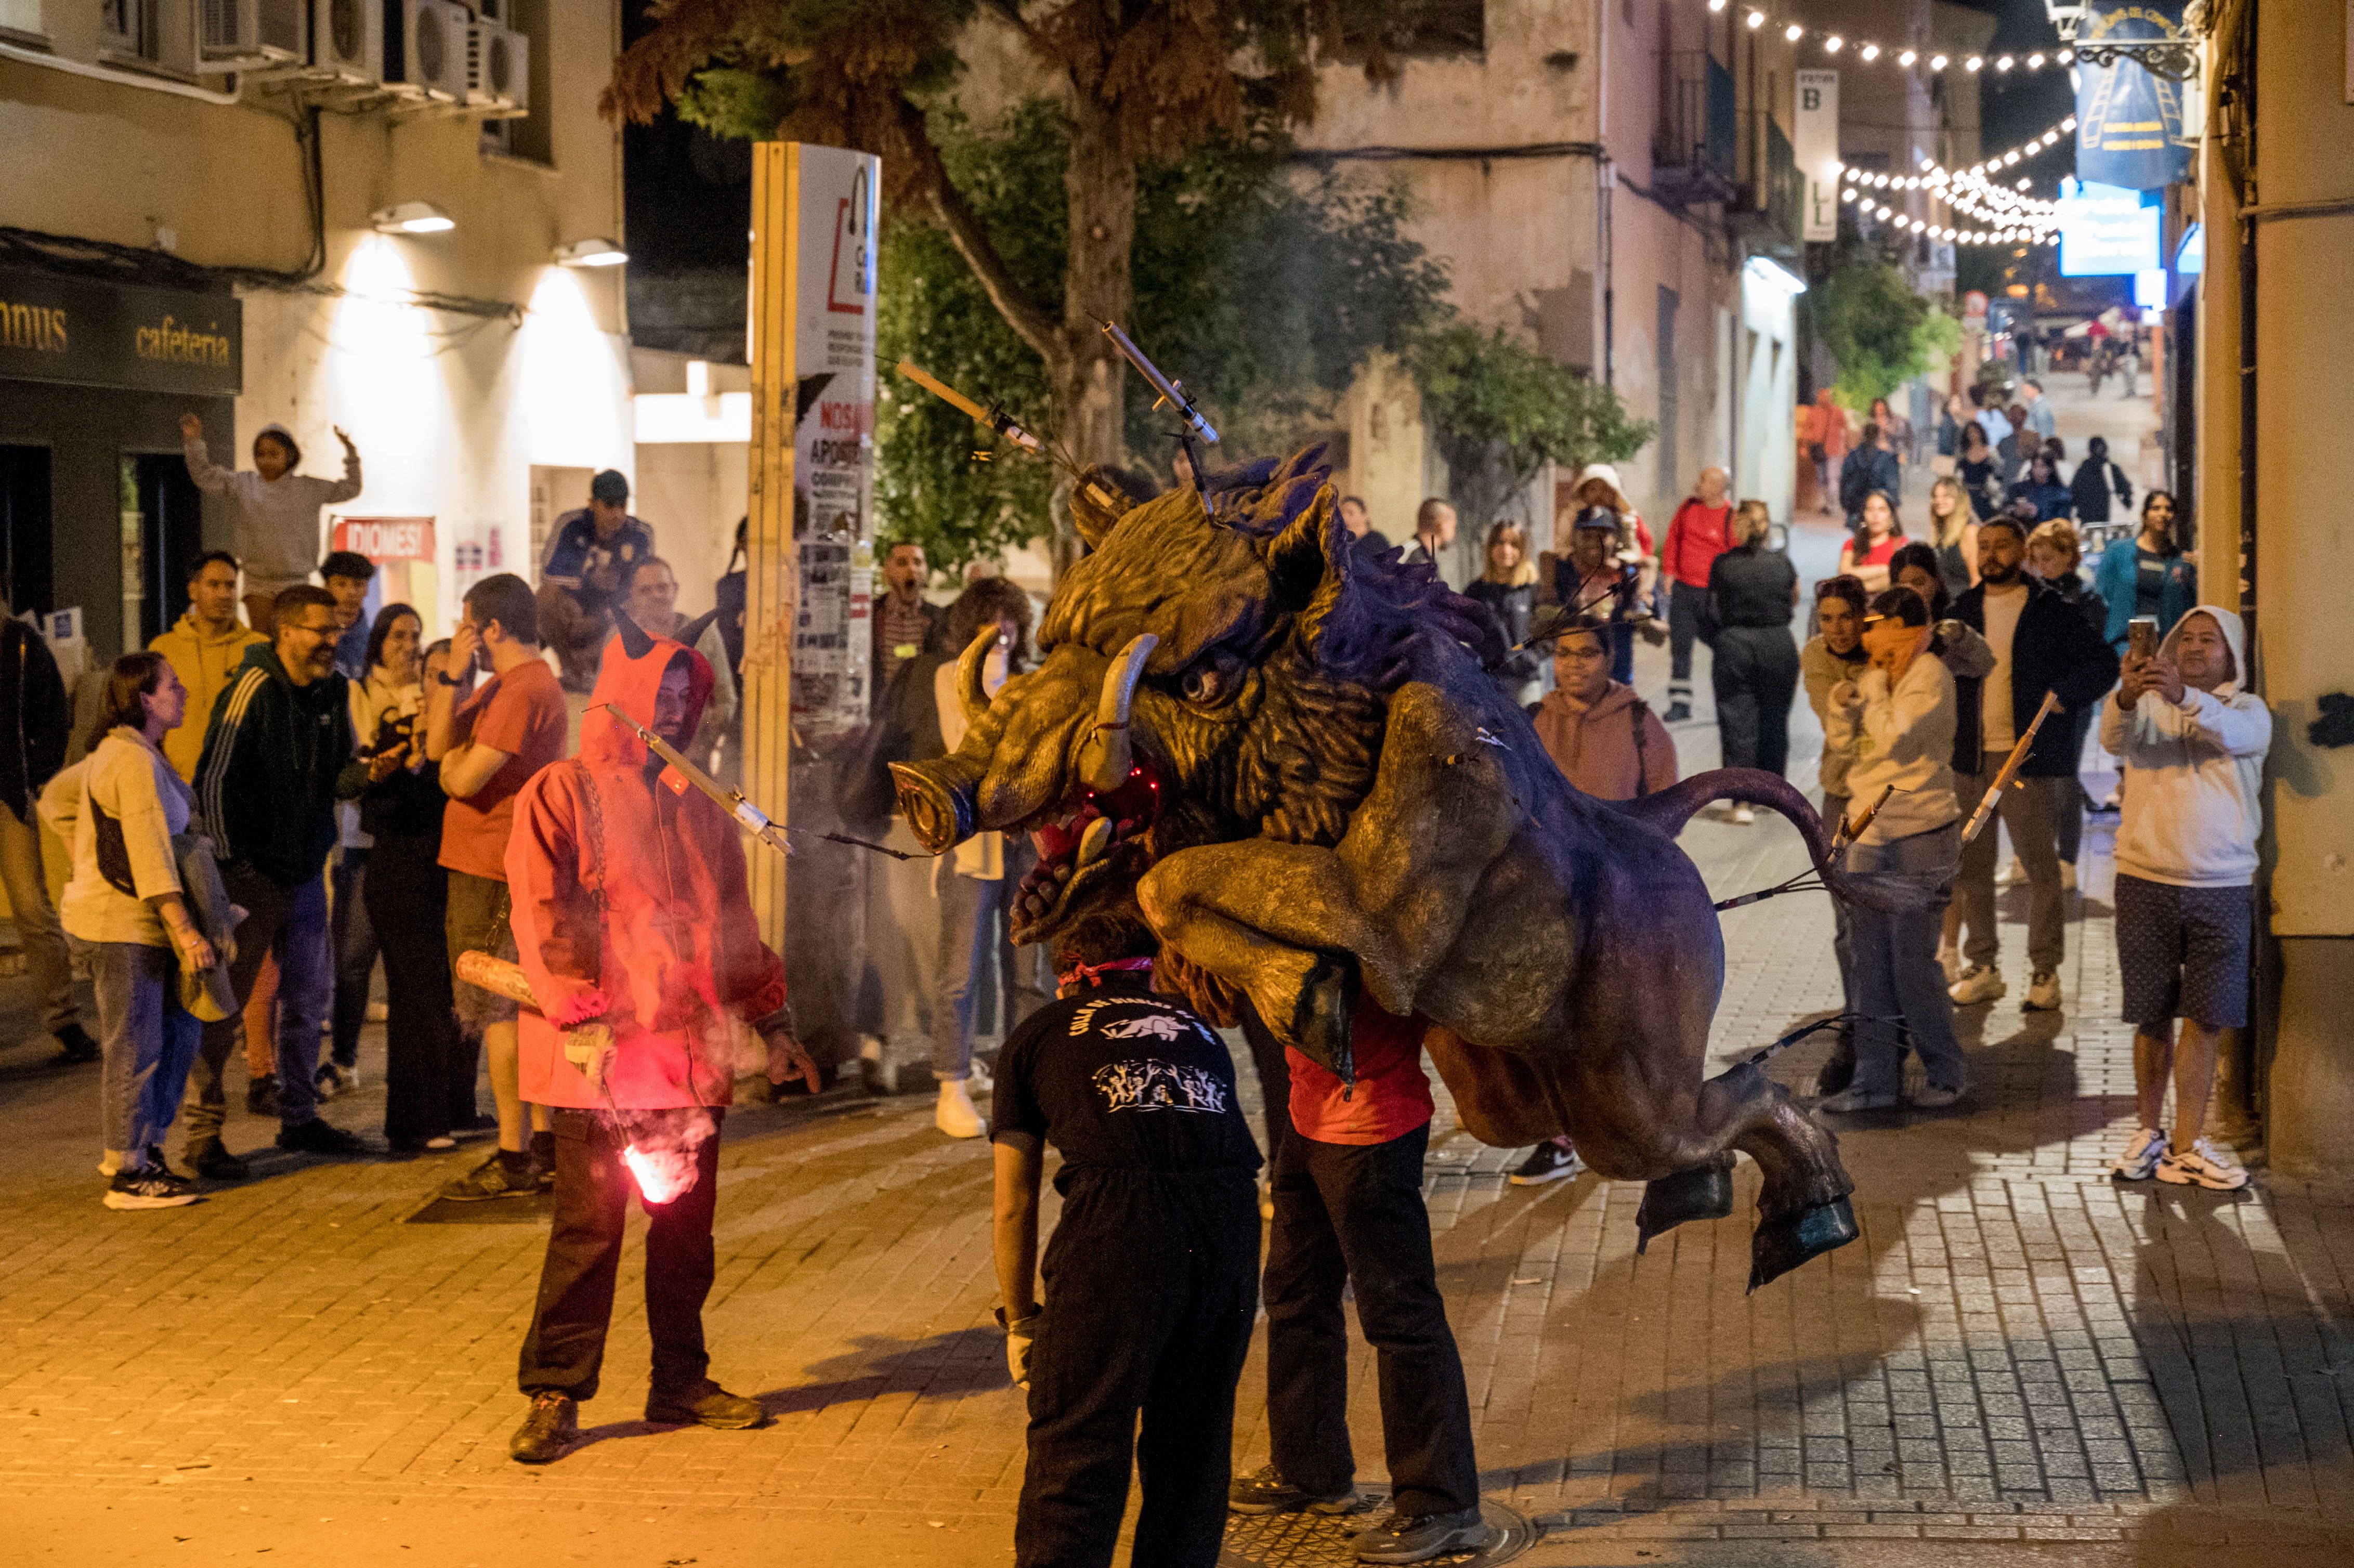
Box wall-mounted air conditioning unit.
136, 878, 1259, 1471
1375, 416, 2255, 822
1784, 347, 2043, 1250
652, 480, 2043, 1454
383, 0, 471, 100
197, 0, 307, 70
309, 0, 382, 84
469, 17, 529, 112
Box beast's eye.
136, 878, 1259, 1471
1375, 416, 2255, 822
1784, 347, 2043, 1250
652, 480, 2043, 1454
1180, 649, 1242, 705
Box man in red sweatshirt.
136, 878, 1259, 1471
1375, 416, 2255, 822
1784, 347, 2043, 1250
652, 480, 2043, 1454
1658, 466, 1733, 722
500, 617, 814, 1464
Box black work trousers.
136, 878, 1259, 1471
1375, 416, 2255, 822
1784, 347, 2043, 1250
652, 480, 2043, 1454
1018, 1168, 1261, 1568
1263, 1124, 1480, 1519
1710, 624, 1801, 778
518, 1107, 723, 1403
365, 835, 460, 1148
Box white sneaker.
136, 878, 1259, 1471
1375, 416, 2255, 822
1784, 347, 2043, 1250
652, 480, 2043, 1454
2111, 1127, 2168, 1181
1935, 942, 1961, 985
2023, 970, 2061, 1012
2060, 860, 2078, 893
1730, 804, 1756, 825
935, 1078, 984, 1139
2157, 1138, 2249, 1191
1996, 856, 2025, 887
1948, 965, 2007, 1006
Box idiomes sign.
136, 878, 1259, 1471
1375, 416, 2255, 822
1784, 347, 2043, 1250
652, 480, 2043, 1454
2074, 2, 2194, 189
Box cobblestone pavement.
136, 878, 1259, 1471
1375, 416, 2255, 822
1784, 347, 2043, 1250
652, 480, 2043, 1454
8, 541, 2354, 1562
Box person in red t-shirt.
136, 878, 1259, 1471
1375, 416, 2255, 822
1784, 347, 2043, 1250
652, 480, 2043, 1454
1659, 466, 1732, 722
1229, 996, 1486, 1564
423, 573, 571, 1200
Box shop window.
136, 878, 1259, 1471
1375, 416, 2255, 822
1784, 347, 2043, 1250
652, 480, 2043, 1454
0, 446, 53, 618
119, 453, 203, 649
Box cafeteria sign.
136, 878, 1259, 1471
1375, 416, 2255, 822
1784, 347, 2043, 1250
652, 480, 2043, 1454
334, 516, 437, 564
0, 267, 242, 396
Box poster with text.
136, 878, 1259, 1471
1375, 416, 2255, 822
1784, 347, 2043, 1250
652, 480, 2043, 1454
787, 145, 879, 730
1795, 71, 1840, 243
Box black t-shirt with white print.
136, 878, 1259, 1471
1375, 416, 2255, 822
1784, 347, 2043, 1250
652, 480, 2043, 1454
990, 976, 1263, 1190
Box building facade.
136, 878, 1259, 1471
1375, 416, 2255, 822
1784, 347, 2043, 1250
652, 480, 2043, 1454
0, 0, 632, 660
1288, 0, 1806, 579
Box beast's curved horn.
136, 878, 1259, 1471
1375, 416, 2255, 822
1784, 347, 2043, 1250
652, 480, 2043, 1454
1083, 634, 1157, 793
955, 625, 1000, 726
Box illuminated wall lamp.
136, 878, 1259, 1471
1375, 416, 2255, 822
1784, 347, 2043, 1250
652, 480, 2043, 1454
371, 202, 454, 236
554, 238, 630, 268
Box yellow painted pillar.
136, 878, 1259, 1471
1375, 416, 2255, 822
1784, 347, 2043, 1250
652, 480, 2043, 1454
743, 142, 799, 952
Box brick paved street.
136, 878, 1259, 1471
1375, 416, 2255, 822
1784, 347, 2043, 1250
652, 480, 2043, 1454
9, 520, 2354, 1565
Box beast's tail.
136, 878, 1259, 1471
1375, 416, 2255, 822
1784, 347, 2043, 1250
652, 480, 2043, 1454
1614, 767, 1898, 910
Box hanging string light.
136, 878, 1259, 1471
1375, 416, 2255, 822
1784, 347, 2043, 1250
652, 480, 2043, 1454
1695, 0, 2077, 79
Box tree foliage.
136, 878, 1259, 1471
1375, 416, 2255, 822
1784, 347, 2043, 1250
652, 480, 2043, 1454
1408, 323, 1655, 538
864, 99, 1450, 573
608, 0, 1404, 573
1817, 245, 1936, 413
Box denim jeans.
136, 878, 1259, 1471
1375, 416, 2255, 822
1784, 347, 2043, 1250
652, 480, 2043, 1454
185, 864, 330, 1138
1845, 823, 1967, 1096
330, 846, 377, 1069
87, 940, 202, 1160
934, 869, 1009, 1081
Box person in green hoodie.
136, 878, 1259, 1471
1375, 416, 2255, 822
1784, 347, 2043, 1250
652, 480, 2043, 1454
180, 585, 365, 1178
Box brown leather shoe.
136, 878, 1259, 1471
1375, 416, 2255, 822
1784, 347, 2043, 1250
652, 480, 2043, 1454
645, 1378, 765, 1429
508, 1391, 577, 1464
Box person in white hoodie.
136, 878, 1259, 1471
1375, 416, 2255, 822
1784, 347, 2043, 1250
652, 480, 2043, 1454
180, 413, 362, 634
2102, 606, 2269, 1191
1817, 585, 1971, 1113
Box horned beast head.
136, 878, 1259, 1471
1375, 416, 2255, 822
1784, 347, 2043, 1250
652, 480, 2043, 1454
889, 443, 1489, 947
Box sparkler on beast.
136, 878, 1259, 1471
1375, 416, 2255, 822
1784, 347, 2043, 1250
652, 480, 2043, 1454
893, 359, 1126, 516
1098, 320, 1219, 506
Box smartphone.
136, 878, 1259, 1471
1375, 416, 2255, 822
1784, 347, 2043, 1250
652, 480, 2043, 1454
2127, 617, 2159, 661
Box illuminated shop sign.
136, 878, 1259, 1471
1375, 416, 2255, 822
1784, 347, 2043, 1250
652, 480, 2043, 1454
0, 267, 242, 396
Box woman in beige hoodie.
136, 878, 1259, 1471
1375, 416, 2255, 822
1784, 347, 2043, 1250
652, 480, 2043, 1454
47, 655, 220, 1209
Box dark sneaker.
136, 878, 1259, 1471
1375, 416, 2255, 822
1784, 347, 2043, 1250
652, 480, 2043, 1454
529, 1132, 557, 1193
246, 1074, 281, 1117
315, 1062, 359, 1100
103, 1167, 199, 1210
1663, 701, 1693, 723
53, 1023, 101, 1064
508, 1392, 578, 1464
145, 1145, 185, 1181
188, 1138, 250, 1182
276, 1117, 365, 1156
1228, 1465, 1368, 1516
645, 1378, 765, 1429
1350, 1507, 1488, 1564
1508, 1140, 1583, 1186
442, 1153, 539, 1201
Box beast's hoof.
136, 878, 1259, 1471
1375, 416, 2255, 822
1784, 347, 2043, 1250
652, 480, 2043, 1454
1289, 955, 1359, 1082
1747, 1197, 1859, 1291
1634, 1164, 1735, 1254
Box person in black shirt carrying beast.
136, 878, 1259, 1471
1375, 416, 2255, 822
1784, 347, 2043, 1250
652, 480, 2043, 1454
990, 914, 1263, 1568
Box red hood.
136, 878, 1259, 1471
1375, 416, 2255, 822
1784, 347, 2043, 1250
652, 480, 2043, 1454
581, 616, 714, 767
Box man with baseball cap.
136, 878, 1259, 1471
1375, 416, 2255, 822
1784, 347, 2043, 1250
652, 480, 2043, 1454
539, 470, 656, 692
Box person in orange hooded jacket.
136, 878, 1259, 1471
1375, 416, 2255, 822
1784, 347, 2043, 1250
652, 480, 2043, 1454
501, 615, 815, 1465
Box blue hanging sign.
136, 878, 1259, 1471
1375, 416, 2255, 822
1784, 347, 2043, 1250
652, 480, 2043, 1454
2074, 3, 2194, 189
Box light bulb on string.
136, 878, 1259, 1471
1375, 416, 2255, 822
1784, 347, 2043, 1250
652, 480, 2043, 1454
1995, 55, 2013, 71
1784, 22, 1803, 41
1824, 35, 1842, 52
1929, 54, 1947, 70
2027, 51, 2045, 68
1861, 43, 1879, 61
1746, 9, 1764, 28
1966, 55, 1983, 71
1707, 0, 1728, 10
1898, 49, 1917, 66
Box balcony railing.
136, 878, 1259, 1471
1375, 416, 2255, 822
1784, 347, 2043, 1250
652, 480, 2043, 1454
1652, 50, 1737, 206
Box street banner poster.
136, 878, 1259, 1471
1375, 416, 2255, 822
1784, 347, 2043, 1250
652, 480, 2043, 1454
1795, 70, 1840, 242
2074, 2, 2193, 189
774, 144, 879, 731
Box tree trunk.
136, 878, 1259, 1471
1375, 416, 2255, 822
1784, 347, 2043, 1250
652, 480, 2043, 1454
1048, 95, 1135, 578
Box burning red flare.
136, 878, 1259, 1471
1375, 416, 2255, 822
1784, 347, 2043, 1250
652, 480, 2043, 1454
620, 1141, 694, 1204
